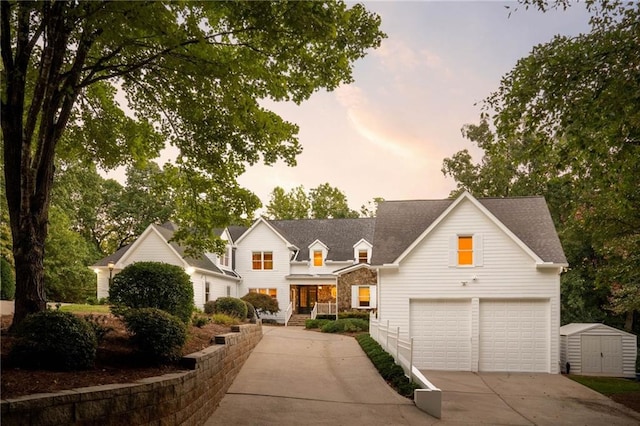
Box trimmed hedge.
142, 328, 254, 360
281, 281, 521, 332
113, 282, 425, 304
204, 300, 216, 315
320, 318, 369, 333
10, 310, 97, 371
212, 297, 247, 318
356, 333, 420, 398
241, 292, 279, 316
109, 262, 194, 323
122, 308, 187, 362
0, 257, 15, 300
338, 310, 371, 320
244, 301, 256, 321
305, 318, 332, 329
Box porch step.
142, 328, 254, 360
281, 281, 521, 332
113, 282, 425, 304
287, 314, 310, 326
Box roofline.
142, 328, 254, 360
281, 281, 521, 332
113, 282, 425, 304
192, 267, 241, 282
308, 239, 329, 250
332, 262, 372, 275
235, 217, 294, 248
393, 191, 544, 265
117, 224, 187, 269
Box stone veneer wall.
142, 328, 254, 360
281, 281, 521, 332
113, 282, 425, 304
337, 267, 377, 311
0, 323, 262, 426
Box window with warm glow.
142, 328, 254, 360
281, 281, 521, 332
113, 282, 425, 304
458, 236, 473, 265
250, 288, 278, 298
313, 250, 323, 266
252, 252, 273, 270
358, 287, 370, 307
358, 250, 368, 263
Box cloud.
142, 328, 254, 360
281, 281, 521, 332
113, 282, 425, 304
373, 38, 450, 77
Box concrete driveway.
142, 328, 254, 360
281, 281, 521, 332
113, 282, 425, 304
205, 326, 431, 426
423, 370, 640, 425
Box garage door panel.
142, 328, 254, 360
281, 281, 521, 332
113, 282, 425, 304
410, 300, 471, 371
480, 300, 549, 373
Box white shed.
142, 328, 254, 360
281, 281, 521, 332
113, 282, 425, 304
560, 323, 637, 378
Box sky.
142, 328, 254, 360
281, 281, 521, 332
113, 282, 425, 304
235, 1, 593, 211
107, 1, 594, 212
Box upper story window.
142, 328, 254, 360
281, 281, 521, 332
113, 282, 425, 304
250, 288, 277, 298
252, 251, 273, 270
358, 250, 368, 264
458, 236, 473, 266
313, 250, 323, 267
221, 246, 231, 267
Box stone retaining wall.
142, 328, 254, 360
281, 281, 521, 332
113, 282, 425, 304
0, 323, 262, 425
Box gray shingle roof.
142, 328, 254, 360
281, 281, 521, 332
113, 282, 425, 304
268, 218, 376, 261
371, 196, 566, 265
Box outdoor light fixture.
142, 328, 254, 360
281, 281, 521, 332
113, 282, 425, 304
185, 266, 195, 275
107, 261, 115, 286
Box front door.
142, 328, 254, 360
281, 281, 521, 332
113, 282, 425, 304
297, 285, 318, 314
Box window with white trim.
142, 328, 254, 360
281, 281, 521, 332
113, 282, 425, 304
449, 234, 483, 267
313, 250, 323, 267
249, 288, 277, 298
252, 251, 273, 270
205, 281, 211, 302
351, 285, 376, 309
358, 249, 368, 264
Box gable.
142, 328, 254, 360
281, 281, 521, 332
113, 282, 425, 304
119, 228, 184, 267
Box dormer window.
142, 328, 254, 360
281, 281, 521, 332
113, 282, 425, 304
353, 239, 372, 265
358, 250, 368, 264
313, 250, 323, 267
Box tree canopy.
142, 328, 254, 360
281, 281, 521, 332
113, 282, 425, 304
265, 183, 360, 219
1, 0, 385, 326
443, 0, 639, 331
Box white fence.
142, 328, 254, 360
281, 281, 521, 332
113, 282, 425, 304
369, 314, 442, 419
310, 302, 338, 320
284, 301, 293, 326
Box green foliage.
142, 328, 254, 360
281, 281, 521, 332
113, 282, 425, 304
305, 319, 332, 329
122, 308, 187, 362
1, 257, 15, 300
338, 310, 371, 320
192, 314, 211, 328
83, 314, 113, 344
204, 300, 217, 315
241, 292, 280, 316
211, 313, 241, 326
244, 301, 256, 321
355, 334, 420, 398
109, 262, 194, 323
265, 183, 360, 220
10, 311, 97, 371
569, 375, 640, 395
310, 183, 359, 219
213, 297, 248, 319
266, 186, 311, 220
320, 318, 369, 333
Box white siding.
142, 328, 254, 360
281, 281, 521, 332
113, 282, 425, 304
236, 221, 292, 322
378, 198, 561, 373
561, 324, 637, 378
96, 272, 110, 300
121, 230, 184, 267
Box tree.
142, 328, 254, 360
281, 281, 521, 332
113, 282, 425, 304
266, 186, 310, 220
360, 197, 385, 217
310, 183, 359, 219
1, 1, 384, 327
443, 0, 640, 331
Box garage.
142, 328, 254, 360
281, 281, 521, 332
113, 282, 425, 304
479, 299, 549, 372
410, 299, 471, 370
560, 323, 637, 378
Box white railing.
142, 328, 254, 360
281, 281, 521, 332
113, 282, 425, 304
314, 302, 338, 319
284, 301, 293, 326
310, 302, 318, 320
369, 313, 442, 419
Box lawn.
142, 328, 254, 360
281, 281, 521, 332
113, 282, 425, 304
569, 375, 640, 395
57, 303, 111, 314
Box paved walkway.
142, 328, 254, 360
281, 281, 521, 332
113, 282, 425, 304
205, 326, 432, 426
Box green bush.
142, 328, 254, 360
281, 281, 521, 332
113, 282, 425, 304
192, 313, 210, 328
204, 300, 216, 315
355, 334, 420, 398
241, 292, 279, 316
122, 308, 187, 362
109, 262, 194, 323
338, 310, 371, 320
84, 314, 113, 343
211, 313, 241, 325
212, 297, 247, 319
316, 314, 338, 320
244, 301, 256, 321
305, 319, 332, 329
320, 318, 369, 333
1, 257, 15, 300
10, 310, 97, 370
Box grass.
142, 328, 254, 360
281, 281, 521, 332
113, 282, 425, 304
57, 304, 111, 314
569, 375, 640, 395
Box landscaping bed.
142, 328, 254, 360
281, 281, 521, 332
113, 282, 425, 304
569, 375, 640, 413
0, 313, 231, 399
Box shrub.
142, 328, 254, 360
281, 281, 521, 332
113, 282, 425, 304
212, 297, 247, 319
316, 314, 338, 320
10, 310, 97, 370
320, 318, 369, 333
84, 314, 113, 343
355, 334, 420, 398
122, 308, 187, 362
192, 314, 210, 328
244, 301, 256, 321
211, 313, 241, 326
204, 300, 216, 315
305, 319, 331, 329
241, 292, 279, 316
109, 262, 194, 323
338, 310, 371, 320
0, 257, 15, 300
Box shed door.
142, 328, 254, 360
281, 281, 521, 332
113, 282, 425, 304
410, 299, 471, 371
581, 335, 623, 375
479, 299, 549, 372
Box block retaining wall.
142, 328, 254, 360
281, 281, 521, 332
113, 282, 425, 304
1, 323, 262, 425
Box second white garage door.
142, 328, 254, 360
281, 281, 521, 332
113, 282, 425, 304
479, 299, 549, 372
410, 299, 471, 370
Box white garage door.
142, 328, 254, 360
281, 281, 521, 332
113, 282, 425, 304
479, 299, 549, 372
410, 299, 471, 370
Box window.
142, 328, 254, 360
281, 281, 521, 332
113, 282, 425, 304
205, 281, 210, 302
249, 288, 278, 298
351, 285, 376, 309
313, 250, 323, 267
252, 251, 273, 270
358, 250, 368, 263
226, 285, 231, 297
458, 236, 473, 265
221, 247, 230, 267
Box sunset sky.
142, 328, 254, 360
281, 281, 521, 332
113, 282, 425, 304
236, 1, 592, 211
